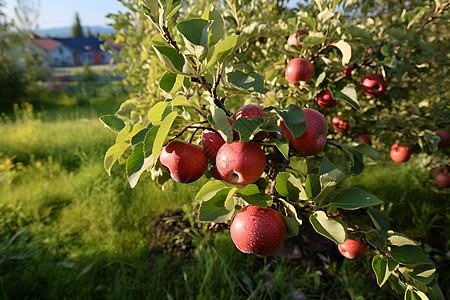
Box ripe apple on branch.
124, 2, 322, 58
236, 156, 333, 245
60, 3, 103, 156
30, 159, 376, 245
98, 1, 447, 298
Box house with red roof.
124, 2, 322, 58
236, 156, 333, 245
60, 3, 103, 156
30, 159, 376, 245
34, 38, 122, 67
34, 38, 74, 67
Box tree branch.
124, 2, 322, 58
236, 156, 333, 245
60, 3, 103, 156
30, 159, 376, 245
161, 25, 232, 117
416, 1, 450, 32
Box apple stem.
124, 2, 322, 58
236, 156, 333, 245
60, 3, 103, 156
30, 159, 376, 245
338, 211, 368, 244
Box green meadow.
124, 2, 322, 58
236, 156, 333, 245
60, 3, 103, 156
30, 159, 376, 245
0, 100, 448, 299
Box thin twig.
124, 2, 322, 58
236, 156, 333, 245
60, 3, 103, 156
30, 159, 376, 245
170, 122, 209, 140
326, 140, 344, 150
416, 1, 450, 32
338, 211, 367, 243
160, 25, 231, 116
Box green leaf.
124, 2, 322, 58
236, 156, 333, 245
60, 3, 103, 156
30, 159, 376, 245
115, 98, 140, 119
232, 116, 264, 141
404, 288, 429, 300
365, 229, 387, 249
313, 0, 323, 11
386, 231, 420, 247
331, 187, 383, 210
235, 184, 272, 207
202, 7, 224, 46
407, 265, 436, 285
153, 46, 193, 75
210, 104, 233, 143
315, 168, 349, 207
407, 7, 428, 29
275, 172, 305, 202
205, 34, 241, 70
104, 142, 130, 175
160, 72, 183, 93
148, 101, 172, 125
305, 174, 321, 199
116, 123, 133, 143
198, 187, 235, 223
351, 143, 382, 161
143, 125, 160, 158
272, 138, 290, 160
368, 208, 390, 232
141, 0, 160, 26
131, 126, 152, 149
348, 149, 364, 175
314, 71, 326, 88
240, 22, 276, 41
389, 246, 434, 267
317, 9, 334, 23
176, 19, 212, 58
423, 132, 441, 153
152, 111, 178, 164
303, 32, 327, 46
309, 211, 347, 244
226, 70, 265, 94
126, 143, 153, 188
99, 114, 126, 132
278, 198, 302, 227
274, 104, 306, 139
281, 215, 299, 238
116, 123, 147, 144
333, 40, 352, 66
319, 156, 337, 175
166, 0, 183, 21
372, 255, 398, 287
387, 274, 407, 295
333, 83, 359, 110
195, 180, 229, 202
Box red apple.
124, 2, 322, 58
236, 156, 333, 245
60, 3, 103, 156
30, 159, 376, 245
357, 134, 372, 146
316, 89, 337, 108
234, 104, 264, 120
201, 129, 225, 160
280, 108, 328, 156
433, 167, 450, 188
285, 58, 315, 83
159, 140, 208, 183
287, 34, 300, 47
362, 74, 388, 97
338, 236, 367, 259
230, 205, 286, 257
390, 143, 412, 163
435, 130, 450, 148
216, 141, 266, 185
296, 29, 309, 36
286, 29, 308, 47
332, 116, 349, 133
343, 66, 353, 77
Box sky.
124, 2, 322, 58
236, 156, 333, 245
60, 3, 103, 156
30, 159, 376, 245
3, 0, 127, 29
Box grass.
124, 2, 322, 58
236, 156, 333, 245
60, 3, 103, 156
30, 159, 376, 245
0, 102, 448, 299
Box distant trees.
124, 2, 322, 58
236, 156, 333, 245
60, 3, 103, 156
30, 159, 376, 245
71, 12, 84, 38
0, 0, 46, 109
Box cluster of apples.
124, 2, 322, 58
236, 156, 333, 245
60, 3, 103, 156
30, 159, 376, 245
159, 104, 330, 186
159, 102, 333, 256
159, 104, 267, 185
285, 31, 449, 188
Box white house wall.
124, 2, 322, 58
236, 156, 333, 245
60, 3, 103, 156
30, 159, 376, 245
48, 46, 74, 67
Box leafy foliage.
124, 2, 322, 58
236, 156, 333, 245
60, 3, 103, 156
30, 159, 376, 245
101, 0, 449, 298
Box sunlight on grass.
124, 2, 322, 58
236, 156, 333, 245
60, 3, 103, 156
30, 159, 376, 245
0, 104, 447, 299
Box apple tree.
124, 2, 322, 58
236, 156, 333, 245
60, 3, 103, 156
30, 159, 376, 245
100, 0, 448, 298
